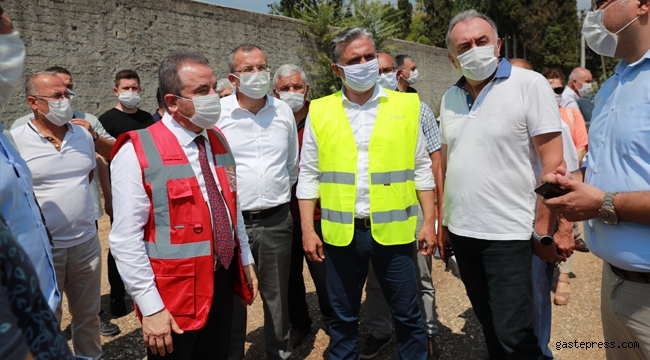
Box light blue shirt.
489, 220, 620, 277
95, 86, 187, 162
583, 49, 650, 272
0, 132, 60, 310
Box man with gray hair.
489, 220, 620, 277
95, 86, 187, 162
298, 27, 436, 360
221, 44, 299, 360
216, 78, 234, 98
109, 50, 258, 359
439, 10, 567, 359
272, 63, 333, 347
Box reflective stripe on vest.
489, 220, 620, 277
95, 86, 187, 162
309, 89, 420, 246
138, 130, 211, 259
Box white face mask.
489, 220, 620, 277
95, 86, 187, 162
582, 0, 639, 58
577, 81, 593, 97
118, 91, 141, 108
176, 93, 222, 129
555, 93, 563, 105
405, 69, 420, 85
377, 72, 398, 91
278, 91, 305, 113
337, 59, 379, 92
38, 98, 73, 126
455, 45, 499, 81
233, 72, 270, 100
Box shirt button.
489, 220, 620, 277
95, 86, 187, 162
594, 168, 599, 173
624, 76, 629, 81
611, 105, 617, 110
602, 138, 606, 143
630, 106, 635, 111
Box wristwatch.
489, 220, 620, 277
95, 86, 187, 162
92, 132, 99, 142
599, 192, 619, 225
533, 231, 554, 246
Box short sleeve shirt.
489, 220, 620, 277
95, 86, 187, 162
440, 60, 562, 240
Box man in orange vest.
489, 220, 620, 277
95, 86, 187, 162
109, 51, 258, 360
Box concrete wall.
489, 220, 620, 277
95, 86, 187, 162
1, 0, 460, 124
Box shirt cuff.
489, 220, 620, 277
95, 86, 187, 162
240, 247, 255, 266
296, 182, 320, 199
134, 289, 165, 317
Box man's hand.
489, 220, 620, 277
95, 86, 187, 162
532, 238, 563, 264
418, 220, 436, 256
303, 229, 324, 262
71, 118, 97, 139
438, 226, 452, 264
543, 172, 605, 222
142, 308, 183, 356
0, 6, 14, 34
554, 218, 575, 259
241, 264, 258, 306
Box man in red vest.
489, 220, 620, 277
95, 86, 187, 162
108, 51, 258, 360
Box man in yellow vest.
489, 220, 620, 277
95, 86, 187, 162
297, 27, 437, 360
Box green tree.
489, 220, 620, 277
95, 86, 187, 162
396, 0, 413, 39
422, 0, 455, 48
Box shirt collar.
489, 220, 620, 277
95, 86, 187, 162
162, 112, 207, 147
341, 83, 387, 106
562, 85, 579, 100
614, 48, 650, 75
230, 89, 274, 113
454, 57, 511, 89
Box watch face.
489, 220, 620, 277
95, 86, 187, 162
540, 236, 554, 246
599, 209, 618, 225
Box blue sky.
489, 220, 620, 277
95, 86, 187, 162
202, 0, 592, 14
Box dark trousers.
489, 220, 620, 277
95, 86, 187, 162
449, 232, 543, 360
147, 265, 235, 360
531, 255, 554, 359
323, 225, 427, 360
288, 220, 333, 331
107, 217, 125, 301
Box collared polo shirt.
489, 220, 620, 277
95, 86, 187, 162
583, 50, 650, 272
440, 59, 562, 240
11, 122, 97, 249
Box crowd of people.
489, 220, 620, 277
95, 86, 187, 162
1, 2, 649, 360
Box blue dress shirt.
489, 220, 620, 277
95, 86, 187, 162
0, 132, 60, 310
584, 49, 650, 272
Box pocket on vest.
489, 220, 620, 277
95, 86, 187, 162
154, 261, 196, 316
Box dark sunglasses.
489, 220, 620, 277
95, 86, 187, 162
553, 86, 565, 95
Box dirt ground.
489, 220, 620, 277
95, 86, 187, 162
58, 215, 607, 359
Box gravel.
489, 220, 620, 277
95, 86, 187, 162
58, 216, 606, 359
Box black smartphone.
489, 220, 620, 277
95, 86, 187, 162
535, 181, 569, 199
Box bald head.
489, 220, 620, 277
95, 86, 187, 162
25, 72, 67, 98
568, 67, 592, 94
509, 58, 533, 71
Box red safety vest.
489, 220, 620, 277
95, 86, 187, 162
112, 121, 252, 331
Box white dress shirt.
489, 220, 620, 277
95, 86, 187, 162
217, 92, 299, 211
109, 114, 254, 317
297, 84, 435, 218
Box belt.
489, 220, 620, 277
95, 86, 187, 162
242, 203, 286, 222
609, 264, 650, 284
354, 218, 371, 229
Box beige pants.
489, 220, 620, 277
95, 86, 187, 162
53, 235, 103, 360
601, 261, 650, 360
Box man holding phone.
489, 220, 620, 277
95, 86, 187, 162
544, 1, 650, 358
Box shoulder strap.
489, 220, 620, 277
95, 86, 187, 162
566, 107, 575, 127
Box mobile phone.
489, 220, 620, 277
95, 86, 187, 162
534, 181, 569, 199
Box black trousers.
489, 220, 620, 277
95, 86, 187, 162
288, 220, 333, 330
107, 217, 126, 301
147, 264, 235, 360
449, 232, 543, 360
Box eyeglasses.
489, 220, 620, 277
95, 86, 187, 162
553, 86, 565, 95
379, 67, 396, 75
233, 65, 270, 74
33, 91, 72, 101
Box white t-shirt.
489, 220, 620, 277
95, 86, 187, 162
440, 62, 562, 240
11, 121, 97, 248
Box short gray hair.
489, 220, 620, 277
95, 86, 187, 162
273, 64, 307, 89
330, 27, 375, 64
24, 71, 59, 97
228, 44, 264, 74
158, 51, 210, 101
216, 78, 233, 93
446, 10, 498, 52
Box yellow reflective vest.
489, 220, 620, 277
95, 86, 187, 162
309, 89, 420, 246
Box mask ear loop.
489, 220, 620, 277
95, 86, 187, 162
614, 15, 640, 35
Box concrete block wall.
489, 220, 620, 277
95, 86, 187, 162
1, 0, 460, 124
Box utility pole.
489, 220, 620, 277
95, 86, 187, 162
579, 10, 586, 68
